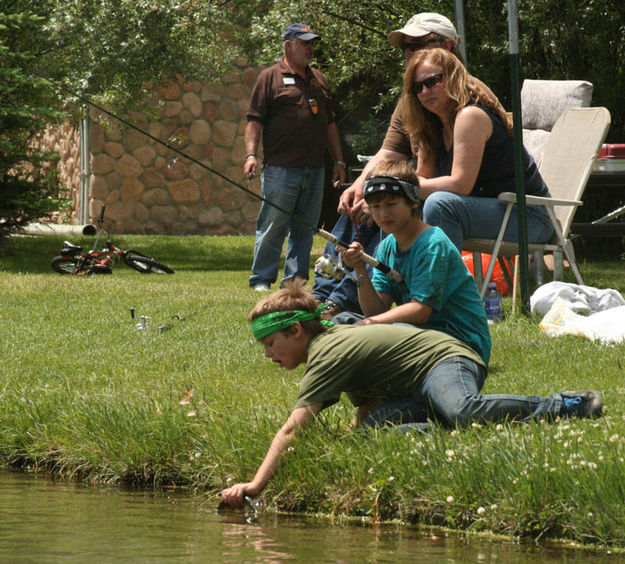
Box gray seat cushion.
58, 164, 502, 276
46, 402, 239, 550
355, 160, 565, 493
521, 79, 593, 166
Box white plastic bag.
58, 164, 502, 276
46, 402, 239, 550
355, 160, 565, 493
531, 281, 625, 317
539, 297, 625, 344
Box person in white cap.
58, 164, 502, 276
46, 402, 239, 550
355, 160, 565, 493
312, 13, 472, 319
338, 13, 474, 220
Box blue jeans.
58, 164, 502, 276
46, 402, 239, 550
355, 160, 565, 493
311, 215, 384, 312
363, 356, 563, 429
422, 192, 555, 251
250, 166, 324, 287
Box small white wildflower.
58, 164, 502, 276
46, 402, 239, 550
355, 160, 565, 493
610, 434, 619, 442
445, 449, 455, 458
588, 462, 597, 470
588, 512, 594, 518
477, 506, 486, 515
446, 495, 454, 503
368, 467, 374, 474
388, 476, 395, 482
490, 504, 497, 510
422, 460, 428, 466
496, 424, 503, 431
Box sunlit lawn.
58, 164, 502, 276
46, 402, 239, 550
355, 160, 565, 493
1, 233, 624, 547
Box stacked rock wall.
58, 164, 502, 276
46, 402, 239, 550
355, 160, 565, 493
33, 121, 81, 224
87, 60, 261, 234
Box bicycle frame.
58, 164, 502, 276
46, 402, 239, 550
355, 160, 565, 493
51, 205, 174, 275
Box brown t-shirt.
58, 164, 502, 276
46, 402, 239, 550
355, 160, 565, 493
380, 102, 419, 158
247, 59, 335, 168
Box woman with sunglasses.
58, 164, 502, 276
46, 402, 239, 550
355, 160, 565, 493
402, 48, 554, 251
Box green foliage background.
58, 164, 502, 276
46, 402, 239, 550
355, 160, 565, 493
2, 1, 624, 230
5, 0, 625, 142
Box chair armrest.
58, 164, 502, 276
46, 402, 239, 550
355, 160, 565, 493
497, 191, 583, 207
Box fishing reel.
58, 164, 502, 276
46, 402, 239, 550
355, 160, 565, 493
314, 253, 355, 282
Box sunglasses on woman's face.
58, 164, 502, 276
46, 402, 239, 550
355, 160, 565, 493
413, 73, 444, 95
403, 38, 443, 52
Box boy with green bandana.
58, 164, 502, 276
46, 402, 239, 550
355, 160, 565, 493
220, 282, 601, 507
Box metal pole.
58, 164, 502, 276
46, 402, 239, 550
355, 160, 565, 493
454, 0, 468, 66
79, 112, 91, 225
507, 0, 530, 313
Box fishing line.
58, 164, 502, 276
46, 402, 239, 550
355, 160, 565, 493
35, 73, 403, 282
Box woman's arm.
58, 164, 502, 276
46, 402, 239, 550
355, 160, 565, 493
418, 106, 493, 199
337, 149, 409, 219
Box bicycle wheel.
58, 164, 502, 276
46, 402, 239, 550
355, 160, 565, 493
51, 256, 81, 274
124, 251, 174, 274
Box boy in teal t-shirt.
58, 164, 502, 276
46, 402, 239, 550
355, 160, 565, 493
340, 160, 491, 364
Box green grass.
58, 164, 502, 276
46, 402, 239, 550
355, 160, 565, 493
1, 233, 625, 548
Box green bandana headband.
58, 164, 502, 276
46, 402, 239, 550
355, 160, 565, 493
251, 305, 334, 340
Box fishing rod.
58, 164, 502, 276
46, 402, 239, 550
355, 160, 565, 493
37, 73, 404, 283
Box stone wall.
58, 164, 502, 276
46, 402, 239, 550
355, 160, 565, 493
34, 121, 81, 224
87, 59, 261, 234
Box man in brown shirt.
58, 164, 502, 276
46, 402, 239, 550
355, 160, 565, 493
245, 23, 345, 291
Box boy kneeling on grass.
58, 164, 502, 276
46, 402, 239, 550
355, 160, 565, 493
220, 282, 602, 507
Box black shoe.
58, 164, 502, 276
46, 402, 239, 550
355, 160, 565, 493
560, 391, 602, 418
320, 299, 344, 321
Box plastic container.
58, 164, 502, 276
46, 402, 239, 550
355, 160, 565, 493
484, 282, 504, 323
592, 144, 625, 172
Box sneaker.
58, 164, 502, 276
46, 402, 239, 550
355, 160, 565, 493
560, 390, 602, 419
252, 283, 270, 292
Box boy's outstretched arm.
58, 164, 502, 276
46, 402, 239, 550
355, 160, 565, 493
221, 403, 322, 506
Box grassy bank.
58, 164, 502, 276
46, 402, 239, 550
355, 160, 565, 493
1, 233, 625, 548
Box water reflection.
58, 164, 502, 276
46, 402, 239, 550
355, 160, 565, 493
0, 471, 617, 563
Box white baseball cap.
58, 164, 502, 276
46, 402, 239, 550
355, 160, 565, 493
388, 13, 459, 47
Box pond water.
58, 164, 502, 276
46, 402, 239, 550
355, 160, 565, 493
0, 471, 617, 563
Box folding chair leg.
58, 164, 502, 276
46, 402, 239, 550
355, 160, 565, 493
562, 241, 584, 285
512, 255, 521, 315
553, 249, 564, 280
472, 252, 484, 291
544, 206, 583, 285
532, 251, 544, 285
477, 203, 515, 299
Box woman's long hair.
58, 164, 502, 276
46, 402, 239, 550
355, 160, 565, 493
400, 48, 511, 156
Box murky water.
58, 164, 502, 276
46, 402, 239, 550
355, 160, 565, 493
0, 471, 617, 562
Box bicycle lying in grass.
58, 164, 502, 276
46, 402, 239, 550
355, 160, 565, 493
51, 206, 174, 275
